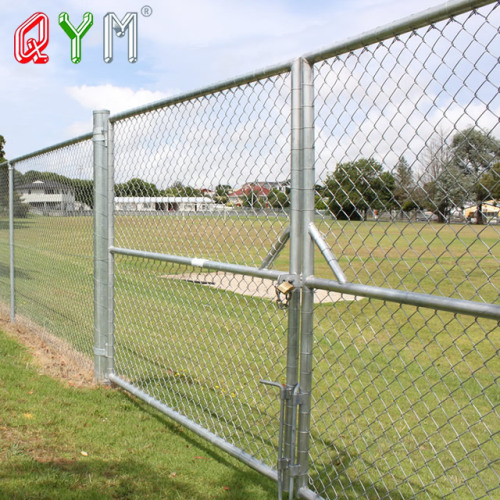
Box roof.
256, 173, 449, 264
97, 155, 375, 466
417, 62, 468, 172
16, 180, 73, 190
229, 184, 271, 197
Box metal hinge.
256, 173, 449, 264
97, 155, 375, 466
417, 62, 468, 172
92, 126, 108, 146
278, 459, 301, 477
94, 344, 114, 358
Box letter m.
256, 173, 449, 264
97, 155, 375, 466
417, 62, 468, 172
103, 12, 138, 63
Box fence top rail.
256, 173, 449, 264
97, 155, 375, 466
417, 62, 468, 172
5, 131, 93, 167
109, 61, 293, 123
302, 0, 497, 64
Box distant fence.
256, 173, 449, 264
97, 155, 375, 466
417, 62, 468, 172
1, 1, 499, 498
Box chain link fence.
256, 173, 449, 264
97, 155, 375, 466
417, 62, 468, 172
308, 2, 500, 497
0, 1, 499, 498
3, 138, 95, 357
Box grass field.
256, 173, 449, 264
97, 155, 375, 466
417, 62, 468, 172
0, 328, 276, 499
0, 213, 498, 499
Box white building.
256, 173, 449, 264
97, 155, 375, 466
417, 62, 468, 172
114, 196, 215, 213
17, 180, 75, 212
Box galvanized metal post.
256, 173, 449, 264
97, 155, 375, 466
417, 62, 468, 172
93, 109, 111, 383
283, 57, 304, 495
107, 119, 115, 378
8, 163, 15, 323
297, 58, 315, 493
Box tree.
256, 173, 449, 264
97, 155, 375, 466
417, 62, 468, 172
243, 189, 263, 209
393, 156, 416, 212
451, 128, 500, 224
72, 179, 94, 209
0, 135, 5, 161
267, 189, 290, 209
0, 136, 29, 217
0, 135, 7, 212
163, 181, 201, 197
115, 178, 160, 197
325, 158, 395, 220
214, 184, 231, 204
480, 161, 500, 200
425, 164, 472, 222
421, 133, 471, 222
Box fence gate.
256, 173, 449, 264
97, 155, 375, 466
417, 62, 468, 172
97, 69, 297, 491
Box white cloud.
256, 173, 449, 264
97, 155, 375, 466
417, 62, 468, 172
66, 84, 175, 114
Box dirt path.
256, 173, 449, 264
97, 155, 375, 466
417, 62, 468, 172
160, 271, 359, 303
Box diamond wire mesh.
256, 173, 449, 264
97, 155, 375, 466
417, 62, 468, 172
308, 3, 499, 498
0, 164, 10, 305
112, 73, 292, 467
10, 141, 94, 358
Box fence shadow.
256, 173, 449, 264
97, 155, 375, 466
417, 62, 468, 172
0, 457, 247, 500
0, 219, 32, 231
121, 390, 277, 497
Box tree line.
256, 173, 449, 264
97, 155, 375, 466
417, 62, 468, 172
320, 127, 500, 223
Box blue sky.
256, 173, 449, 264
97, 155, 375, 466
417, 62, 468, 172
2, 0, 448, 159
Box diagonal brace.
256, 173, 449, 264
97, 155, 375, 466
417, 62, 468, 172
259, 225, 291, 270
308, 222, 347, 284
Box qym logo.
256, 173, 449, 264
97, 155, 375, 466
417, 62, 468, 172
14, 12, 49, 64
14, 11, 141, 64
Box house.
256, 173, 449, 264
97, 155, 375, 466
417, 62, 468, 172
114, 196, 215, 213
228, 180, 290, 205
16, 180, 76, 212
228, 180, 289, 206
464, 200, 499, 223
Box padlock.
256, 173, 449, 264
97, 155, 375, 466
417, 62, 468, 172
277, 281, 294, 295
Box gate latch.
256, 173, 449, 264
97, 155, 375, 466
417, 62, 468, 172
260, 379, 302, 500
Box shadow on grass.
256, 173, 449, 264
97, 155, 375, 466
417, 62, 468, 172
121, 391, 278, 499
0, 262, 31, 281
0, 219, 32, 231
0, 456, 231, 500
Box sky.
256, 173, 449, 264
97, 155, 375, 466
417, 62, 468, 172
0, 0, 449, 161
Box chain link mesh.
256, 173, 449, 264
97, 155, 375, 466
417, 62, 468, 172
0, 164, 10, 305
10, 141, 94, 357
112, 73, 292, 468
309, 3, 499, 498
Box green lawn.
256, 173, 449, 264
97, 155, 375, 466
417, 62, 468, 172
0, 214, 498, 499
0, 328, 276, 499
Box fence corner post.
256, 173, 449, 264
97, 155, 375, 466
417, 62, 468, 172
93, 109, 112, 383
8, 162, 15, 323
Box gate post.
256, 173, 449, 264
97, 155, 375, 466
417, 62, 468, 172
297, 57, 315, 493
93, 109, 112, 383
284, 57, 304, 495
